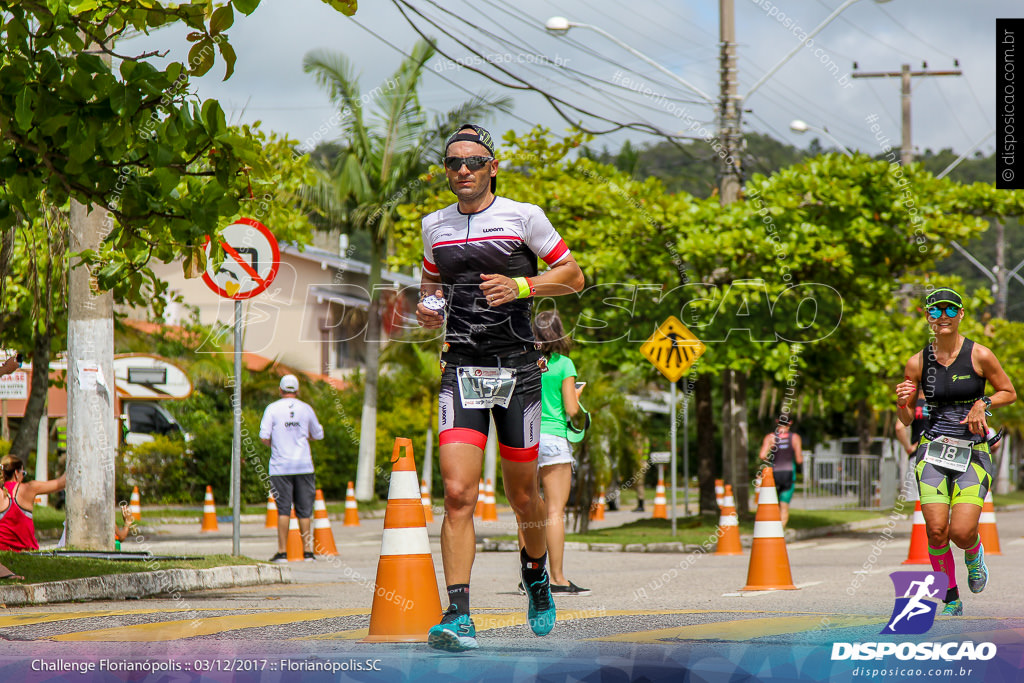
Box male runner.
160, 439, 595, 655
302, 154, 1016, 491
417, 124, 584, 651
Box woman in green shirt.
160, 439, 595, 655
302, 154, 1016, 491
529, 310, 589, 596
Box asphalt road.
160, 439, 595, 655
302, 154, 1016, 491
2, 506, 1023, 682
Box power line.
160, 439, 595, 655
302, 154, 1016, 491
390, 0, 705, 143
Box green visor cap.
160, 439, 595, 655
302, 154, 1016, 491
924, 288, 963, 308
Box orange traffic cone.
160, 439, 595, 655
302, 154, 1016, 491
475, 479, 485, 518
312, 489, 339, 557
363, 438, 443, 642
715, 484, 743, 556
343, 481, 360, 527
652, 478, 667, 519
978, 491, 1002, 556
286, 512, 305, 562
715, 479, 724, 510
129, 486, 142, 522
421, 480, 434, 523
590, 488, 606, 521
742, 468, 797, 591
200, 486, 218, 532
265, 494, 278, 529
482, 479, 499, 522
901, 500, 929, 565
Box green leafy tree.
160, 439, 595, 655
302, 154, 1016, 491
301, 39, 508, 500
0, 0, 351, 306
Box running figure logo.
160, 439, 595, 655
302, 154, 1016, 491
882, 571, 949, 635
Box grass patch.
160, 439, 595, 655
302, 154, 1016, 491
993, 490, 1024, 507
786, 507, 897, 529
0, 552, 260, 584
32, 505, 66, 532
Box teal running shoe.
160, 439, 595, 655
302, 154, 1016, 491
966, 545, 988, 593
427, 605, 478, 652
940, 599, 963, 616
523, 568, 556, 636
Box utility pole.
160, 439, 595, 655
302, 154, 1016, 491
852, 63, 962, 164
66, 32, 116, 550
718, 0, 748, 512
67, 201, 116, 550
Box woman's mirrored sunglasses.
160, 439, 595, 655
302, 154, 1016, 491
927, 305, 960, 319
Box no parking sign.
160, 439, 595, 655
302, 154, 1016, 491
202, 218, 280, 300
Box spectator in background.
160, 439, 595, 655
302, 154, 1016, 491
522, 310, 590, 596
0, 455, 66, 551
758, 418, 803, 526
260, 374, 324, 563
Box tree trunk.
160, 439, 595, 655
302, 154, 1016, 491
721, 369, 734, 494
10, 331, 50, 459
732, 371, 750, 515
0, 228, 13, 307
857, 398, 875, 507
354, 238, 383, 501
574, 439, 592, 534
696, 375, 717, 514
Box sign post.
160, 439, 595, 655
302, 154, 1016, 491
203, 218, 280, 556
639, 316, 706, 536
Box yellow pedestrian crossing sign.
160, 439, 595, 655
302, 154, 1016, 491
640, 316, 706, 382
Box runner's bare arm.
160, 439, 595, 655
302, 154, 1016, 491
417, 270, 444, 329
480, 254, 584, 307
896, 352, 923, 426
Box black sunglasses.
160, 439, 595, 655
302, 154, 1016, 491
443, 155, 493, 172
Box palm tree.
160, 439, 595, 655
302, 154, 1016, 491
302, 40, 510, 500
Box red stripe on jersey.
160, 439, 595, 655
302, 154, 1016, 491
422, 258, 439, 276
542, 239, 569, 265
433, 235, 524, 248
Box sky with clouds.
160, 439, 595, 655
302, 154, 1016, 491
124, 0, 1015, 160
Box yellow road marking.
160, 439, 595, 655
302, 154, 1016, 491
592, 615, 885, 643
300, 627, 369, 641
0, 609, 226, 629
50, 609, 368, 642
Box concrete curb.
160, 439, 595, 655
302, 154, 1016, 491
480, 516, 899, 554
0, 564, 292, 607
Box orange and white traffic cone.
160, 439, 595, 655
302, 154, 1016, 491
343, 481, 360, 527
363, 438, 442, 642
482, 479, 499, 522
421, 480, 434, 523
200, 486, 218, 533
265, 494, 278, 529
129, 486, 142, 522
286, 512, 305, 562
978, 491, 1002, 556
742, 468, 797, 591
901, 500, 929, 565
715, 479, 725, 510
590, 488, 606, 521
312, 489, 339, 557
715, 484, 743, 556
475, 479, 485, 519
652, 478, 668, 519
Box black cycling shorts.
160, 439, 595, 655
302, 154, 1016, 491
270, 473, 316, 518
438, 359, 542, 462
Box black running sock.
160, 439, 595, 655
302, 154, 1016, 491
945, 586, 960, 603
447, 584, 470, 614
520, 548, 548, 586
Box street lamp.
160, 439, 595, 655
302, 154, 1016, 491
789, 119, 854, 157
544, 16, 716, 105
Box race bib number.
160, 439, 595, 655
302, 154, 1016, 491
923, 435, 973, 473
456, 366, 517, 409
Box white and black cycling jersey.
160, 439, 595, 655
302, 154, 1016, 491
421, 196, 570, 356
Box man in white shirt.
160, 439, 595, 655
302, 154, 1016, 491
260, 374, 324, 562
